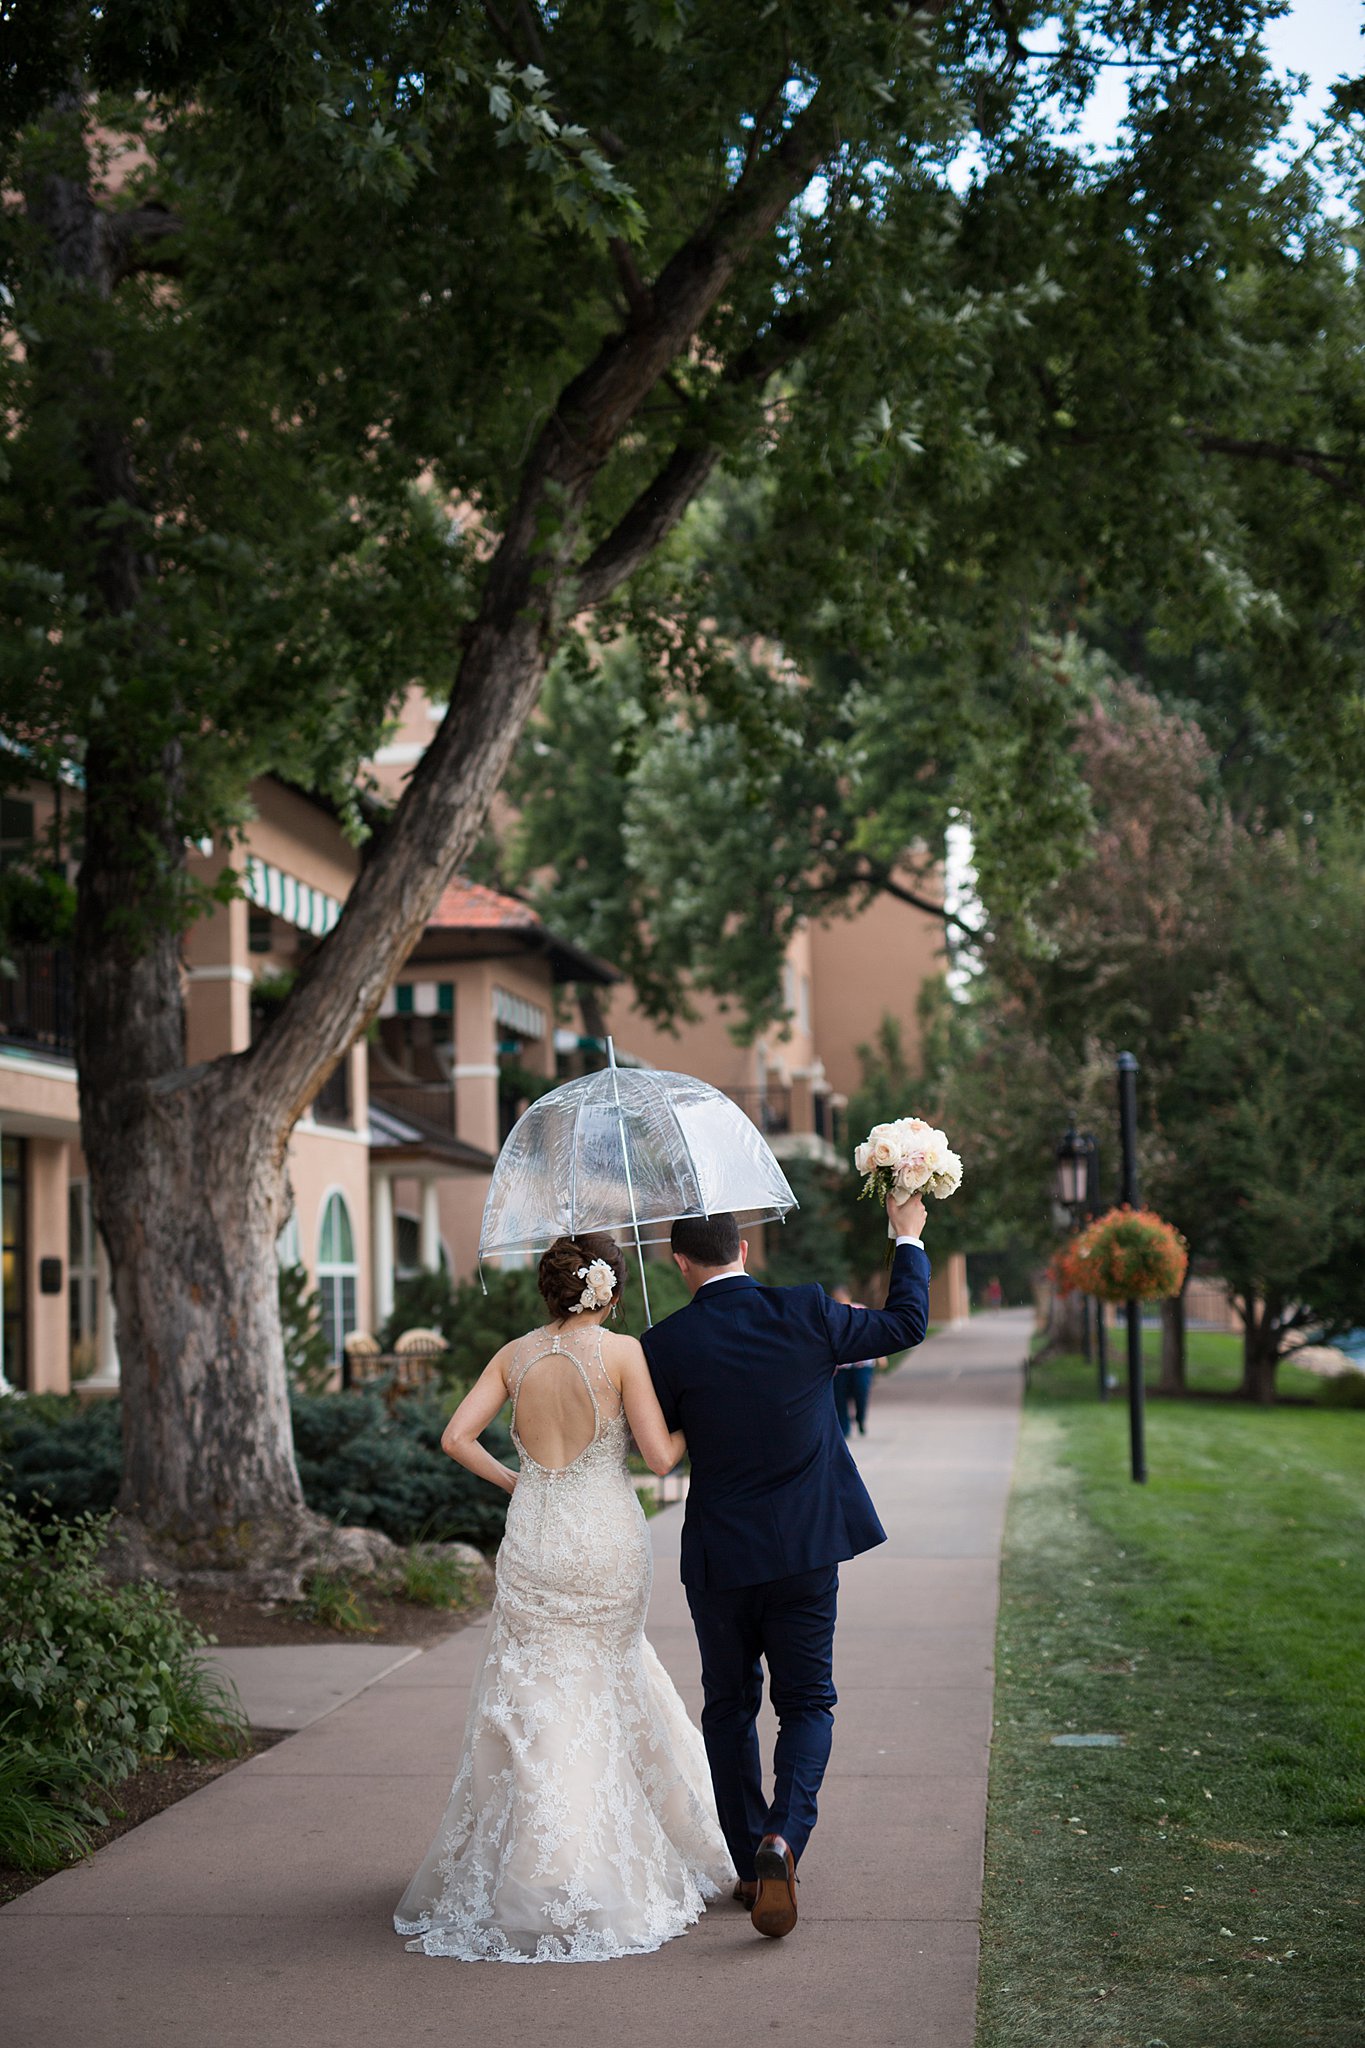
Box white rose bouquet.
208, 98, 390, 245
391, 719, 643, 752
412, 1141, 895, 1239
853, 1116, 963, 1214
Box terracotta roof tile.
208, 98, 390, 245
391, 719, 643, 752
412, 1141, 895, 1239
428, 877, 541, 931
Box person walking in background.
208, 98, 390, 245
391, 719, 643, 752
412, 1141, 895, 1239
830, 1286, 880, 1437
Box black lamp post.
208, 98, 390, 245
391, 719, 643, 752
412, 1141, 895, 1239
1117, 1052, 1148, 1483
1054, 1126, 1108, 1399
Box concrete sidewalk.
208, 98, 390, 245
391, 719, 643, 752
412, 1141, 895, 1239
2, 1310, 1027, 2048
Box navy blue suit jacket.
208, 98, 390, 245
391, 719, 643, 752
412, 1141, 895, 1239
641, 1242, 931, 1591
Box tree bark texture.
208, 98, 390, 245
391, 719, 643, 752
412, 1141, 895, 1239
1158, 1284, 1188, 1395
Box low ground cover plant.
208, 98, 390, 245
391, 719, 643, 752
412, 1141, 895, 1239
0, 1501, 247, 1873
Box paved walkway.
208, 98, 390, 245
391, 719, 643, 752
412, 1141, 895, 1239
2, 1310, 1027, 2048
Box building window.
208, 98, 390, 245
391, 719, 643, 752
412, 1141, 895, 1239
0, 797, 35, 867
395, 1212, 451, 1279
317, 1191, 357, 1366
2, 1136, 27, 1391
68, 1177, 99, 1380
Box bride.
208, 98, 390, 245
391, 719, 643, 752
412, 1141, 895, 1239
394, 1231, 735, 1962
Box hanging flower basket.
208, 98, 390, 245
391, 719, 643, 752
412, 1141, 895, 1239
1050, 1206, 1188, 1306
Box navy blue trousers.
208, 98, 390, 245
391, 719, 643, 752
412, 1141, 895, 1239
685, 1564, 838, 1878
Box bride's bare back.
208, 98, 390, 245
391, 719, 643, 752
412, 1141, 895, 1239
506, 1324, 624, 1472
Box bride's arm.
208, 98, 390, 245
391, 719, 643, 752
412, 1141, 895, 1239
614, 1338, 686, 1477
440, 1355, 518, 1495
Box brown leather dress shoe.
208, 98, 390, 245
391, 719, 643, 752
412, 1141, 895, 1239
751, 1834, 798, 1938
733, 1880, 758, 1908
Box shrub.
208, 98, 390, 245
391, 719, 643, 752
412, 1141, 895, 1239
0, 1499, 247, 1870
0, 1397, 121, 1523
0, 1501, 246, 1787
0, 1394, 512, 1552
290, 1391, 512, 1549
1052, 1206, 1188, 1305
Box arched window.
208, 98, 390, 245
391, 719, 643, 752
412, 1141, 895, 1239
317, 1191, 358, 1365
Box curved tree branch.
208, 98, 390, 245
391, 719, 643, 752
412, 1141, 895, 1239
1189, 429, 1365, 507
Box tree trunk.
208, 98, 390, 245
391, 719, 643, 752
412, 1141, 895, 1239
1239, 1297, 1281, 1404
1158, 1282, 1188, 1395
1036, 1285, 1088, 1359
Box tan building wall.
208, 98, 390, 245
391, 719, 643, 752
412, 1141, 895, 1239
808, 883, 946, 1104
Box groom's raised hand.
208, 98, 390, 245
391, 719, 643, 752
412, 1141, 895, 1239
886, 1189, 927, 1242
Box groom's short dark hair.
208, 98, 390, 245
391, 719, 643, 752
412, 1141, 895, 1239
671, 1213, 740, 1267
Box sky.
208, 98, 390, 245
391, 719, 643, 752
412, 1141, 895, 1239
1065, 0, 1363, 156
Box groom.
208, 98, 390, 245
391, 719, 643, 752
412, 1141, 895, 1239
641, 1191, 930, 1939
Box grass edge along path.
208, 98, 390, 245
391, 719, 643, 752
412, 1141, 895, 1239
975, 1388, 1365, 2048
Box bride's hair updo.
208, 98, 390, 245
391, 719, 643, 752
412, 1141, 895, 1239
538, 1232, 626, 1323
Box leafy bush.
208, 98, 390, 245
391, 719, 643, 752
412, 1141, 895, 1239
0, 1499, 247, 1870
290, 1391, 512, 1549
0, 1396, 121, 1523
381, 1266, 540, 1372
0, 1392, 512, 1550
0, 1501, 246, 1786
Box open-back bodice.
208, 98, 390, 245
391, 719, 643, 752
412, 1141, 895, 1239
505, 1322, 627, 1478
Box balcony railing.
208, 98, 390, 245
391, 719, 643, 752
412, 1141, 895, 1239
370, 1080, 456, 1136
0, 946, 75, 1060
722, 1085, 791, 1137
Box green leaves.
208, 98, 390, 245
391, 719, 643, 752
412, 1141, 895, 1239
485, 60, 646, 245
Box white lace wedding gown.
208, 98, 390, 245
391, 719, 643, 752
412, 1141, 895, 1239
395, 1323, 735, 1962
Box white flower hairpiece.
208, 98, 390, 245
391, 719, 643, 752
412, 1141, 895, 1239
568, 1257, 616, 1314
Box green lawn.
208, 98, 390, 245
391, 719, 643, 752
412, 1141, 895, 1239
976, 1351, 1365, 2048
1040, 1323, 1338, 1403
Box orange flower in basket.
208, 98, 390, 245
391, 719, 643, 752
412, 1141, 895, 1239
1051, 1207, 1187, 1306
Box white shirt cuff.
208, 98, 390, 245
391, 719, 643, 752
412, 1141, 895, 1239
895, 1235, 925, 1250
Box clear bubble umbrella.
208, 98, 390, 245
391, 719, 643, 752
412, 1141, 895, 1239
478, 1041, 798, 1324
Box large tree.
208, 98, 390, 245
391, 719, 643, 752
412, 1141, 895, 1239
3, 1, 1359, 1578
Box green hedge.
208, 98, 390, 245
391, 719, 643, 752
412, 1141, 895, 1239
0, 1393, 512, 1551
290, 1391, 512, 1548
